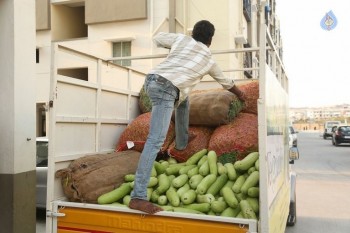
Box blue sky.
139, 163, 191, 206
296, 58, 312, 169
276, 0, 350, 108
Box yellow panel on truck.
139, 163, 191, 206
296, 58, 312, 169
57, 207, 249, 233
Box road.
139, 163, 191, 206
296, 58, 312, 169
286, 131, 350, 233
36, 131, 350, 233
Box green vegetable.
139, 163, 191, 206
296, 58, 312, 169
158, 195, 168, 205
234, 152, 259, 171
166, 186, 180, 207
182, 203, 211, 213
196, 174, 217, 194
236, 211, 243, 218
217, 162, 227, 175
172, 174, 189, 188
97, 182, 132, 204
187, 166, 199, 178
220, 206, 241, 217
151, 166, 157, 177
207, 150, 218, 176
220, 180, 234, 196
167, 157, 178, 164
180, 189, 197, 205
221, 186, 239, 208
240, 200, 257, 219
247, 166, 256, 175
148, 176, 158, 187
147, 188, 153, 201
196, 193, 215, 203
207, 210, 216, 216
151, 190, 160, 203
247, 187, 259, 198
168, 175, 176, 183
197, 155, 208, 167
240, 171, 259, 194
166, 163, 185, 175
161, 160, 170, 168
255, 159, 259, 171
235, 192, 247, 202
154, 161, 167, 175
224, 163, 237, 181
177, 183, 190, 197
232, 175, 246, 193
185, 149, 208, 166
198, 161, 210, 176
211, 200, 227, 213
246, 197, 259, 213
161, 205, 174, 211
122, 195, 131, 206
131, 176, 158, 188
155, 174, 171, 195
124, 174, 135, 182
189, 174, 204, 189
179, 165, 197, 175
206, 174, 228, 196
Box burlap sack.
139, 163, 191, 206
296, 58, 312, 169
55, 150, 141, 203
167, 126, 214, 162
116, 112, 175, 152
138, 85, 152, 113
140, 87, 243, 127
188, 89, 243, 126
237, 80, 259, 115
208, 113, 258, 159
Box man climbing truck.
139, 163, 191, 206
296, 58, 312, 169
45, 5, 299, 233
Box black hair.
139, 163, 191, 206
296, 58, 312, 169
192, 20, 215, 45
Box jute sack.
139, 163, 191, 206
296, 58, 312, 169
116, 112, 175, 152
208, 113, 258, 159
236, 80, 259, 115
167, 126, 214, 162
55, 150, 141, 203
188, 89, 243, 126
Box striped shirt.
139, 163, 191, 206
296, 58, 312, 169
149, 32, 235, 104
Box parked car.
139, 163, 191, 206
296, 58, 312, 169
36, 137, 48, 208
331, 125, 350, 146
323, 121, 341, 139
289, 126, 298, 147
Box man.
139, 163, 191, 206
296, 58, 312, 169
129, 20, 246, 214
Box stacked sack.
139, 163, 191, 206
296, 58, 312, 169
117, 80, 259, 163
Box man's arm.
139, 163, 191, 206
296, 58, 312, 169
208, 63, 246, 102
153, 32, 178, 49
228, 85, 246, 102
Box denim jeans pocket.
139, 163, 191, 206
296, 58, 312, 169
146, 78, 178, 105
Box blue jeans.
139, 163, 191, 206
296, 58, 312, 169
131, 74, 189, 200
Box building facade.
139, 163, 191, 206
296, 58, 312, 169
35, 0, 284, 136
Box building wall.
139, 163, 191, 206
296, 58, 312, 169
35, 0, 276, 136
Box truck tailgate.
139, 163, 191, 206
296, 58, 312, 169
54, 202, 257, 233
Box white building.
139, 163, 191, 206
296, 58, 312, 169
35, 0, 284, 136
290, 104, 350, 121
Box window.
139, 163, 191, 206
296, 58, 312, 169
112, 41, 131, 66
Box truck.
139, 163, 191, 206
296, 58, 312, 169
45, 7, 299, 233
323, 121, 342, 139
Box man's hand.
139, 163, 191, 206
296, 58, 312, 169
228, 85, 246, 102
